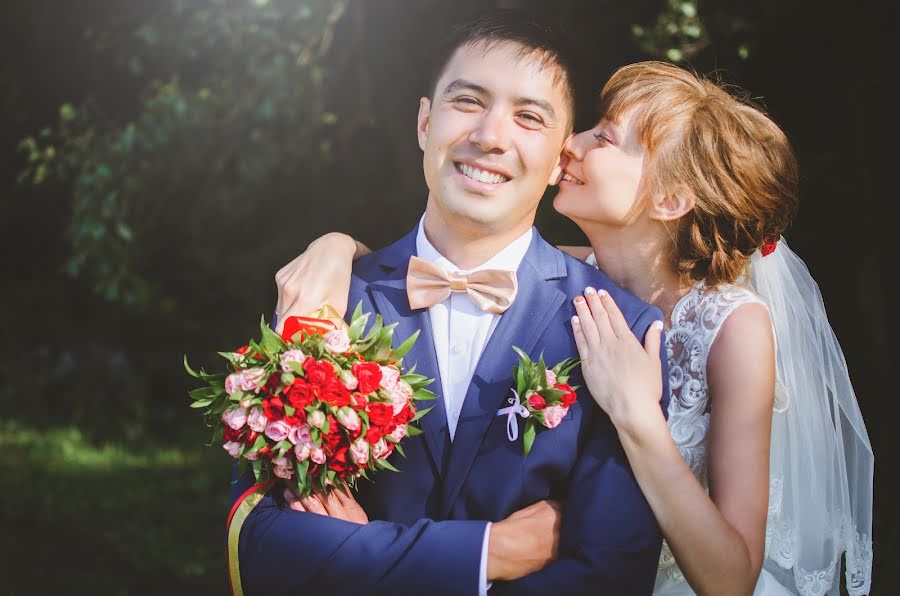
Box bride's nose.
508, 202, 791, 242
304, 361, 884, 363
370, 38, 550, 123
562, 132, 585, 162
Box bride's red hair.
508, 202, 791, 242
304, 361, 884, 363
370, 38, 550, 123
599, 61, 799, 287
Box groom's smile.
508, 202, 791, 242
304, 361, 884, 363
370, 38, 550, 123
417, 40, 572, 232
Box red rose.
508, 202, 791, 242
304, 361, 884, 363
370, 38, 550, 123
283, 412, 306, 426
258, 444, 272, 459
245, 430, 259, 445
351, 392, 369, 410
352, 362, 382, 394
303, 357, 335, 386
223, 426, 242, 442
367, 402, 394, 427
365, 426, 383, 444
264, 373, 282, 394
329, 445, 351, 473
556, 383, 577, 407
322, 415, 343, 450
320, 379, 351, 408
263, 395, 285, 420
528, 394, 547, 410
285, 378, 315, 409
395, 404, 415, 425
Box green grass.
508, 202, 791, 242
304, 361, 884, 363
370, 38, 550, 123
0, 421, 231, 595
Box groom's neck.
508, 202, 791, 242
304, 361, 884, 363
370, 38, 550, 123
422, 201, 534, 270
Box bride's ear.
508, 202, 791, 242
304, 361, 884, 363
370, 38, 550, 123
648, 185, 695, 222
417, 98, 431, 151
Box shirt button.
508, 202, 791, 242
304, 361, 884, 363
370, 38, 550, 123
452, 344, 463, 354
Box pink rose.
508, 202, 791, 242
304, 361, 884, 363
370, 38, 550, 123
542, 404, 569, 429
247, 406, 268, 433
340, 370, 359, 391
223, 441, 242, 458
379, 366, 401, 391
389, 381, 414, 415
225, 372, 243, 396
310, 447, 326, 464
350, 438, 370, 465
243, 449, 259, 461
336, 407, 361, 432
265, 419, 291, 442
323, 329, 351, 354
307, 410, 326, 429
294, 443, 310, 461
371, 438, 390, 459
389, 425, 407, 442
222, 407, 248, 430
280, 348, 306, 372
288, 423, 312, 446
545, 369, 557, 387
240, 368, 266, 393
239, 398, 253, 409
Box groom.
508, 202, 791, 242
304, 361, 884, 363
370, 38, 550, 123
234, 11, 668, 595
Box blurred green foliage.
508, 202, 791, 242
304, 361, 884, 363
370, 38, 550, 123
18, 0, 349, 308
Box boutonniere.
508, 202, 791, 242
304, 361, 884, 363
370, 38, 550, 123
496, 347, 580, 456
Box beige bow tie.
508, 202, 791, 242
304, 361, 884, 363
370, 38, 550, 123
406, 255, 518, 314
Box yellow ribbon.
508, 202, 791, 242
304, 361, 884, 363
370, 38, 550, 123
227, 480, 275, 596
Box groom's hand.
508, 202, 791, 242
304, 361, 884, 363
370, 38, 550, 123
283, 485, 369, 525
487, 500, 562, 581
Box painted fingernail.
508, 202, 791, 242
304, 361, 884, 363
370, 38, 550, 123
597, 289, 607, 298
574, 296, 584, 304
571, 315, 580, 326
584, 286, 596, 295
654, 320, 664, 331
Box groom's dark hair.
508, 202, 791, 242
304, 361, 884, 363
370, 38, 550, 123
427, 9, 579, 128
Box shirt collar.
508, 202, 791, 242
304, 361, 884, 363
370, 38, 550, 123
415, 214, 533, 274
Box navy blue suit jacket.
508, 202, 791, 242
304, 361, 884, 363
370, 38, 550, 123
233, 226, 669, 595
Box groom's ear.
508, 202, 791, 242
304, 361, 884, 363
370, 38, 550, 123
417, 97, 431, 151
648, 185, 696, 222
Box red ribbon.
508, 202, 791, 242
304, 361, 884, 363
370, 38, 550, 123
280, 315, 336, 342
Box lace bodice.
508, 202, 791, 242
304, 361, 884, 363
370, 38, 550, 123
657, 283, 766, 578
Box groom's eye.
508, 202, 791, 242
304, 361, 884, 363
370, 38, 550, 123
516, 112, 545, 130
454, 96, 483, 109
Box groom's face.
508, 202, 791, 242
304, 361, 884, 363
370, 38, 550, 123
417, 41, 571, 232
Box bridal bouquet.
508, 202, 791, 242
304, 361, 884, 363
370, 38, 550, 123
185, 304, 435, 497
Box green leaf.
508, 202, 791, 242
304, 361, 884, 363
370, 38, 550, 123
183, 355, 201, 377
377, 458, 401, 472
405, 424, 423, 437
411, 405, 433, 422
523, 421, 536, 457
412, 388, 437, 401
394, 443, 406, 458
392, 329, 420, 359
512, 346, 532, 365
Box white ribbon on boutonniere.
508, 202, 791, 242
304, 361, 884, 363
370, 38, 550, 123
497, 389, 530, 441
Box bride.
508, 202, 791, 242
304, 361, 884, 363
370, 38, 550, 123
272, 61, 873, 595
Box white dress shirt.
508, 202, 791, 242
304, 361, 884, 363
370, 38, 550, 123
415, 218, 533, 594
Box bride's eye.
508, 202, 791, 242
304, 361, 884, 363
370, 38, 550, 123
593, 131, 611, 144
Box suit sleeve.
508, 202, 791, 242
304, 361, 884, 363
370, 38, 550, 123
491, 307, 669, 595
232, 470, 488, 596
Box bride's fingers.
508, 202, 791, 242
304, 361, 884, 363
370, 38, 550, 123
597, 292, 631, 339
571, 315, 590, 358
584, 287, 615, 341
643, 320, 664, 360
573, 296, 601, 347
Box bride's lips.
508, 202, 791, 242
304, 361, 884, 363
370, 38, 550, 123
559, 168, 585, 186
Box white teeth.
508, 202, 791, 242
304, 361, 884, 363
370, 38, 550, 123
459, 163, 509, 184
562, 172, 584, 185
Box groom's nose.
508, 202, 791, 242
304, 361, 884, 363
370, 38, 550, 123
468, 108, 511, 154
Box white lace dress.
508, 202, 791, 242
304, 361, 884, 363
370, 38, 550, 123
650, 282, 792, 595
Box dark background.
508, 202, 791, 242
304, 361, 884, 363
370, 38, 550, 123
1, 0, 895, 593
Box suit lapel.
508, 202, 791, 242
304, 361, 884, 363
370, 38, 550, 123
366, 228, 451, 479
439, 232, 568, 516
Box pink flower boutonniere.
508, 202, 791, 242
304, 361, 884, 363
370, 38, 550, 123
497, 347, 580, 456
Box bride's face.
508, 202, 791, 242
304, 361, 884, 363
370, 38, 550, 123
553, 110, 646, 228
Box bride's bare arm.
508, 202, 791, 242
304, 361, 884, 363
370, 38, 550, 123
273, 232, 372, 333
572, 290, 774, 596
